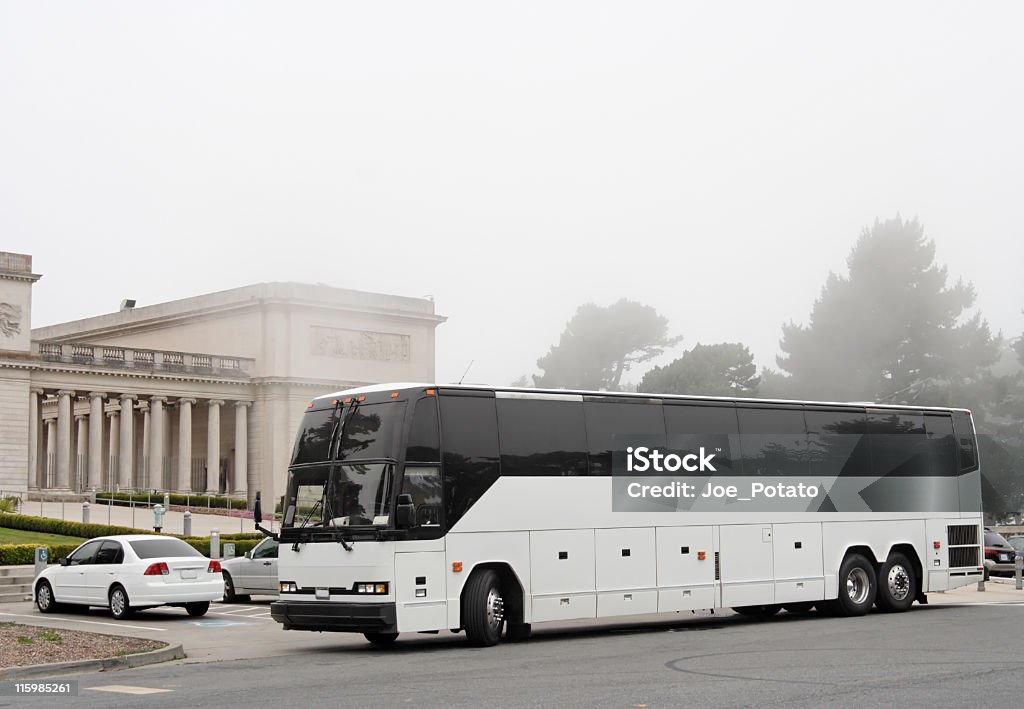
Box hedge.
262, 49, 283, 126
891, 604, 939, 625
0, 514, 262, 543
95, 492, 247, 510
0, 513, 155, 538
0, 543, 80, 565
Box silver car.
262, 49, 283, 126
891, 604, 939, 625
220, 537, 279, 602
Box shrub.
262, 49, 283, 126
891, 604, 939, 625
0, 513, 153, 538
0, 543, 81, 565
0, 496, 20, 513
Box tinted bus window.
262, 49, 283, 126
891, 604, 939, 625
439, 394, 500, 528
805, 409, 869, 477
496, 399, 588, 476
924, 414, 957, 477
951, 411, 978, 473
867, 411, 928, 477
663, 403, 740, 474
406, 397, 440, 462
737, 407, 808, 476
583, 400, 666, 476
338, 402, 404, 461
291, 408, 335, 465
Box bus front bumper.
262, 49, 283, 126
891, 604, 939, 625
270, 600, 397, 633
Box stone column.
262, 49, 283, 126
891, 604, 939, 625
45, 419, 57, 488
55, 389, 75, 489
206, 399, 223, 493
139, 400, 150, 489
29, 388, 44, 489
234, 401, 251, 497
150, 396, 166, 490
107, 410, 119, 491
178, 398, 196, 493
88, 392, 105, 491
118, 394, 137, 491
75, 414, 88, 492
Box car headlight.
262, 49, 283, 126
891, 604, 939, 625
355, 583, 388, 594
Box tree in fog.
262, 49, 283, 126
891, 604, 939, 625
534, 299, 681, 391
639, 343, 760, 397
776, 216, 1000, 407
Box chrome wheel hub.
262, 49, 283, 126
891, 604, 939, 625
888, 564, 910, 601
111, 590, 125, 615
37, 585, 50, 609
486, 588, 505, 630
846, 567, 870, 605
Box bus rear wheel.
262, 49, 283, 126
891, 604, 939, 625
463, 569, 505, 647
827, 553, 877, 616
875, 552, 916, 612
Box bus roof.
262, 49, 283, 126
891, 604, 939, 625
310, 382, 971, 414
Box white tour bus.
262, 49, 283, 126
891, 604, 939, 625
259, 383, 984, 646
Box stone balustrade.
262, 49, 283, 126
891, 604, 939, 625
34, 341, 253, 378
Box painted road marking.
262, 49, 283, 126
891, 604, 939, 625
0, 611, 166, 632
89, 685, 172, 695
183, 619, 252, 627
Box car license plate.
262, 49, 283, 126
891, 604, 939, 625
999, 554, 1009, 562
182, 569, 198, 579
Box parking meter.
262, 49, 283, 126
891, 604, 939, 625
153, 503, 166, 533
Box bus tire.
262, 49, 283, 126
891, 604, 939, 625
876, 552, 916, 612
463, 569, 505, 647
732, 604, 781, 617
830, 553, 877, 616
364, 632, 399, 646
507, 622, 531, 642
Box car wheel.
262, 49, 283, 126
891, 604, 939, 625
825, 553, 877, 617
876, 552, 916, 612
36, 580, 58, 613
223, 572, 250, 603
463, 569, 505, 647
109, 585, 133, 620
364, 632, 399, 645
732, 604, 781, 617
186, 601, 210, 617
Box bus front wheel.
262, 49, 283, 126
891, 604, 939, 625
463, 569, 505, 647
364, 632, 398, 646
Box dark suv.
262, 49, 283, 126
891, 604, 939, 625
983, 530, 1017, 579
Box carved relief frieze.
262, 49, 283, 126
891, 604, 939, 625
310, 326, 410, 362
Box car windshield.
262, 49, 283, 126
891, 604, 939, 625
284, 463, 394, 528
130, 538, 204, 559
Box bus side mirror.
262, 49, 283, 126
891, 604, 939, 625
254, 492, 263, 525
396, 494, 415, 528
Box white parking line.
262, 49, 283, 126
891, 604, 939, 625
214, 607, 258, 615
0, 610, 166, 632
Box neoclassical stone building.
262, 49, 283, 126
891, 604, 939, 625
0, 252, 445, 506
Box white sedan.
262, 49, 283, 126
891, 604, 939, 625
34, 534, 223, 619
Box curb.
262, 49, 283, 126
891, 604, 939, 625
0, 643, 185, 680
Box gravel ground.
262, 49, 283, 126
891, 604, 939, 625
0, 622, 165, 668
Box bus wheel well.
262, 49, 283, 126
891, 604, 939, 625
885, 543, 925, 603
463, 563, 525, 626
843, 545, 879, 567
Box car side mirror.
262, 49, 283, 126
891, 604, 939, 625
58, 557, 69, 567
253, 491, 262, 525
396, 493, 416, 529
244, 551, 252, 559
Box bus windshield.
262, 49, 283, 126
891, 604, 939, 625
284, 463, 395, 528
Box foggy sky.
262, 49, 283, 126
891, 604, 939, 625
3, 2, 1022, 388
